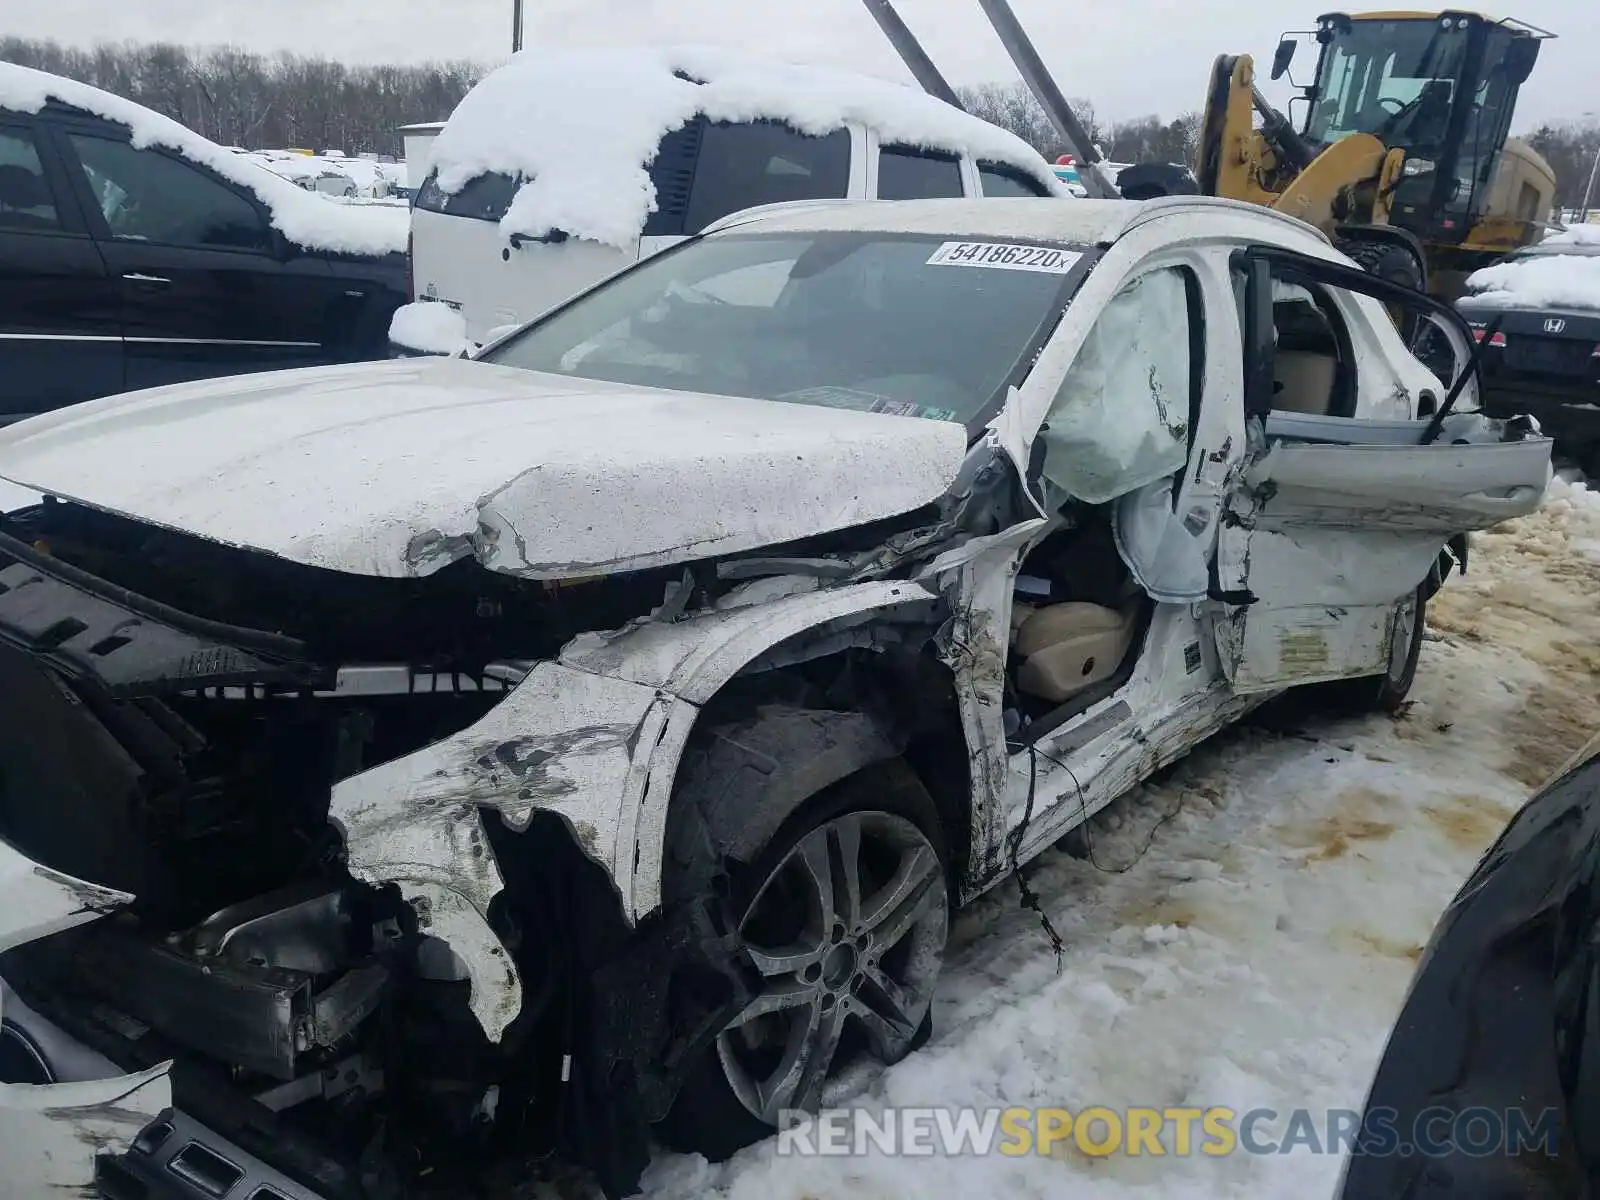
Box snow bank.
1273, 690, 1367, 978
0, 63, 408, 257
1464, 247, 1600, 310
1548, 223, 1600, 247
427, 45, 1069, 250
388, 301, 472, 356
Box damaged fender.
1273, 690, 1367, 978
0, 838, 174, 1191
330, 579, 943, 1043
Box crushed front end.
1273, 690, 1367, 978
0, 499, 755, 1199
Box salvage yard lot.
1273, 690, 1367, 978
617, 477, 1600, 1200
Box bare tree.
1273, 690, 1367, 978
0, 35, 485, 157
956, 80, 1103, 159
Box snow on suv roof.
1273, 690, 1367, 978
425, 44, 1069, 250
0, 62, 408, 257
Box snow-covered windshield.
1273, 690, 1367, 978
483, 231, 1085, 423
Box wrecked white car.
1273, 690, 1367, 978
0, 195, 1550, 1198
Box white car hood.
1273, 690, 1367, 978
0, 358, 969, 579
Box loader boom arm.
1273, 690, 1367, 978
860, 0, 967, 110
859, 0, 1121, 199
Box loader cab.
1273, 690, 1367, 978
1292, 11, 1549, 246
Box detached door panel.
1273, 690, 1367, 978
58, 128, 331, 391
1248, 412, 1551, 529
0, 121, 121, 417
1214, 434, 1550, 692
1210, 248, 1553, 694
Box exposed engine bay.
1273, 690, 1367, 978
0, 499, 777, 1198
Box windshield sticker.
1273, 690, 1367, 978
926, 241, 1082, 274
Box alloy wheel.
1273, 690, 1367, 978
716, 810, 948, 1123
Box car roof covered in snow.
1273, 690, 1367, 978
424, 44, 1070, 250
0, 62, 408, 257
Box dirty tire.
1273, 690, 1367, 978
1336, 237, 1427, 343
1336, 237, 1426, 290
1321, 584, 1428, 714
657, 759, 948, 1161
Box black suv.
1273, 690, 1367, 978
0, 100, 407, 423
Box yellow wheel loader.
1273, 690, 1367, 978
1204, 11, 1557, 299
862, 2, 1555, 301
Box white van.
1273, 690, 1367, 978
392, 46, 1069, 353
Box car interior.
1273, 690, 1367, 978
1268, 278, 1357, 418
0, 163, 57, 230
1005, 507, 1153, 735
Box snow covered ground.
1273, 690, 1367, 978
602, 476, 1600, 1200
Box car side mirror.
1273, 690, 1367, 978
270, 229, 299, 261
1271, 37, 1298, 82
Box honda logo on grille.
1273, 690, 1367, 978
1544, 318, 1567, 334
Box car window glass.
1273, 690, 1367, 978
878, 145, 964, 199
485, 231, 1079, 425
415, 169, 520, 221
0, 128, 61, 231
1038, 266, 1197, 504
683, 122, 851, 234
68, 134, 270, 251
978, 162, 1051, 198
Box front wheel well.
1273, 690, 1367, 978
661, 645, 973, 908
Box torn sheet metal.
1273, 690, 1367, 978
558, 579, 939, 702
334, 582, 947, 1042
919, 519, 1048, 886
0, 842, 170, 1194
329, 662, 666, 1042
0, 1062, 172, 1194
0, 838, 132, 955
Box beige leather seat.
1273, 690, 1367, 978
1012, 602, 1139, 704
1272, 350, 1338, 416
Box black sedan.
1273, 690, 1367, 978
1338, 733, 1600, 1198
1457, 240, 1600, 471
1, 64, 409, 425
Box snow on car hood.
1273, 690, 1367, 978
0, 358, 968, 580
427, 44, 1068, 250
0, 63, 408, 257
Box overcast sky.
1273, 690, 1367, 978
6, 0, 1597, 129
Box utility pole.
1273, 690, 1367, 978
512, 0, 525, 53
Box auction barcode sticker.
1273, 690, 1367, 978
925, 241, 1082, 274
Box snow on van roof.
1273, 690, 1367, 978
0, 62, 408, 257
426, 44, 1070, 250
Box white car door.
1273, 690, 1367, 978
1208, 244, 1553, 693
